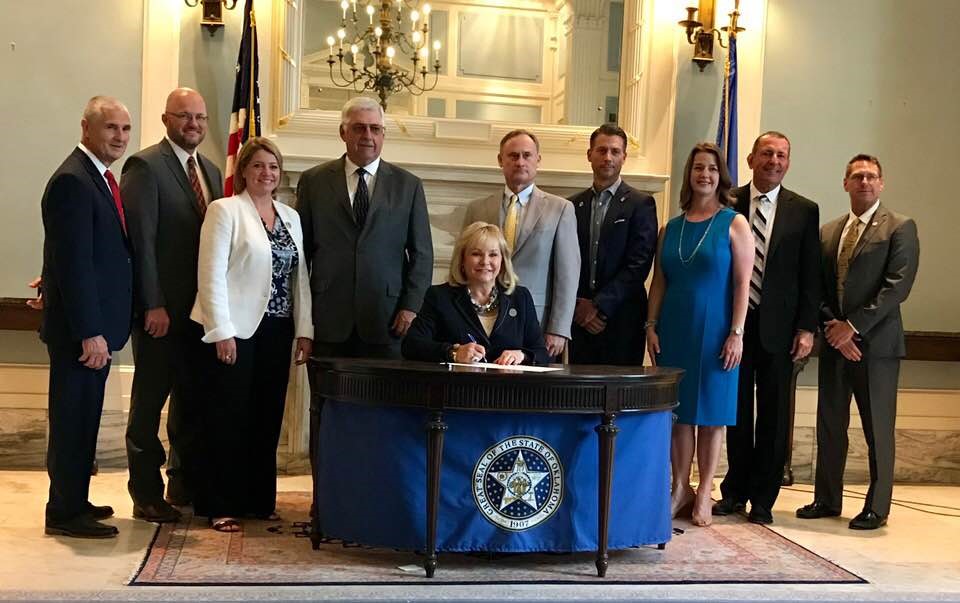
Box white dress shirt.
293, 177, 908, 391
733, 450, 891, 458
344, 156, 381, 207
499, 182, 535, 226
749, 182, 781, 246
166, 136, 211, 204
77, 142, 111, 190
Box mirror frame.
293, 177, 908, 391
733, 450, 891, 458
268, 0, 659, 162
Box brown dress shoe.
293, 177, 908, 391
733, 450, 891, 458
133, 500, 182, 523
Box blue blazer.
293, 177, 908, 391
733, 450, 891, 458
40, 148, 133, 350
402, 283, 550, 365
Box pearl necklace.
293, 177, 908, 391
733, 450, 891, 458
678, 210, 718, 265
468, 287, 499, 315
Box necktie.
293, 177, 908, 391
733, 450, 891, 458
503, 193, 519, 251
749, 195, 770, 309
589, 189, 611, 290
836, 218, 862, 306
354, 168, 369, 228
186, 156, 207, 219
104, 170, 127, 234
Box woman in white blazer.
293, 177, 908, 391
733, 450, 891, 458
191, 137, 313, 532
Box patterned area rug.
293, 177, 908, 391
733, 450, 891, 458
130, 491, 865, 586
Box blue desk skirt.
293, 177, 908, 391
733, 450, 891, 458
318, 400, 672, 552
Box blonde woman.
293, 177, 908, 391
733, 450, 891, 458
191, 137, 313, 532
402, 222, 549, 365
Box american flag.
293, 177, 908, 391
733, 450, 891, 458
224, 0, 261, 196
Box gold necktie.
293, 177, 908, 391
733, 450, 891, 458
836, 218, 862, 305
503, 194, 520, 251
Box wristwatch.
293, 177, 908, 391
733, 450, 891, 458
730, 325, 744, 336
448, 343, 461, 361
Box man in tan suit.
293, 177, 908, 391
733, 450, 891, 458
462, 130, 579, 358
796, 154, 919, 530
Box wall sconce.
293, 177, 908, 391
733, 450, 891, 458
184, 0, 239, 36
678, 0, 744, 71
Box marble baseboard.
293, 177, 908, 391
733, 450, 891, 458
0, 409, 46, 469
4, 409, 960, 485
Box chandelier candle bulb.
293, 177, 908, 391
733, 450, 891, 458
327, 35, 335, 56
366, 4, 374, 24
412, 30, 422, 44
340, 0, 349, 19
337, 28, 346, 48
386, 45, 395, 64
351, 0, 357, 16
433, 38, 441, 61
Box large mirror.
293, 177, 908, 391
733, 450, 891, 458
300, 0, 625, 126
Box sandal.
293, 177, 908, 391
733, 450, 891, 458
211, 517, 241, 532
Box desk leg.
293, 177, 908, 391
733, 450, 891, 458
595, 413, 619, 578
425, 411, 447, 578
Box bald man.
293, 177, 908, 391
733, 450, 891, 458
121, 88, 223, 522
41, 96, 133, 538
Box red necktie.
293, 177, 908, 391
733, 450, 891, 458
104, 170, 127, 234
187, 156, 207, 218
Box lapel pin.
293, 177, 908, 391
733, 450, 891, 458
508, 308, 518, 317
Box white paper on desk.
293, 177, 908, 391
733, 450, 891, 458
447, 362, 562, 372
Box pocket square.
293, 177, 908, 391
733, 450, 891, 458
614, 218, 626, 224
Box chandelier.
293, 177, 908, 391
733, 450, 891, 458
325, 0, 442, 110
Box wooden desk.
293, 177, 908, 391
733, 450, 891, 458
309, 358, 682, 578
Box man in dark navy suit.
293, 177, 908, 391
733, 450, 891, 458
569, 124, 658, 365
40, 96, 134, 538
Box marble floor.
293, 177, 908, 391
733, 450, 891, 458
0, 470, 958, 602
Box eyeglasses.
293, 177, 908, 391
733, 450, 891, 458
348, 123, 385, 135
847, 173, 880, 182
166, 111, 209, 124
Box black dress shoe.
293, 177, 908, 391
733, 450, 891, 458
796, 501, 841, 519
133, 500, 182, 523
85, 503, 114, 520
748, 505, 774, 525
712, 498, 746, 516
849, 509, 887, 530
45, 516, 118, 539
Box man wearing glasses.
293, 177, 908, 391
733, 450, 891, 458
796, 154, 919, 530
120, 88, 223, 523
296, 96, 433, 360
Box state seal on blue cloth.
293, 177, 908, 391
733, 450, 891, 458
472, 435, 563, 531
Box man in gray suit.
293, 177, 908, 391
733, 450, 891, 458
121, 88, 223, 522
462, 130, 579, 358
796, 154, 919, 530
297, 96, 433, 358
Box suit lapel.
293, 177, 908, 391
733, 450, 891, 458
514, 186, 546, 253
159, 139, 198, 206
766, 187, 794, 261
364, 160, 391, 233
328, 156, 354, 223
490, 287, 513, 338
733, 185, 750, 220
452, 287, 488, 342
572, 188, 593, 261
851, 203, 887, 261
75, 148, 126, 235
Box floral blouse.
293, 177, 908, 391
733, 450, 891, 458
263, 214, 298, 318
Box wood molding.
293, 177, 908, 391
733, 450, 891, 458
2, 296, 958, 362
0, 298, 40, 332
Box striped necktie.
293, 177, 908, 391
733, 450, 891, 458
749, 194, 770, 309
186, 156, 207, 219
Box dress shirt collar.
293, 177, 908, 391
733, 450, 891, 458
77, 142, 109, 177
848, 198, 881, 226
593, 177, 621, 200
345, 155, 381, 178
165, 136, 199, 168
503, 182, 535, 206
750, 182, 781, 205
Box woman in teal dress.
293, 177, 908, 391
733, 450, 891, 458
646, 143, 753, 527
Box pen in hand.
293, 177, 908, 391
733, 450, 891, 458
466, 334, 487, 363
